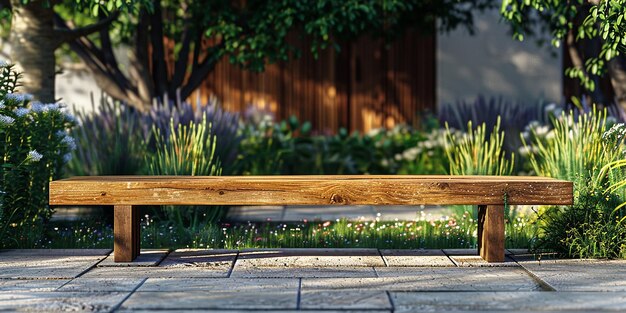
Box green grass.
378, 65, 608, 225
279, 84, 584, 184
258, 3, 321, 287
35, 209, 536, 250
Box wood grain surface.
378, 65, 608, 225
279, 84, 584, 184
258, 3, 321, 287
50, 175, 573, 206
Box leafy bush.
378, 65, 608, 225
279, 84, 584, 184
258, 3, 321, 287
0, 63, 76, 248
524, 108, 626, 258
147, 117, 223, 229
235, 113, 449, 175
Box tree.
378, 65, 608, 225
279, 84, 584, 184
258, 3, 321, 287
0, 1, 137, 103
2, 0, 493, 109
501, 0, 626, 110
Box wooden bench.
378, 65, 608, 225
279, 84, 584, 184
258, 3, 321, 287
49, 175, 573, 263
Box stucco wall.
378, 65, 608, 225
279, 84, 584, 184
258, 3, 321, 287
437, 8, 562, 106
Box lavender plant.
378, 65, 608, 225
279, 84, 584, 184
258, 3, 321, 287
0, 62, 76, 248
68, 94, 241, 176
438, 96, 552, 152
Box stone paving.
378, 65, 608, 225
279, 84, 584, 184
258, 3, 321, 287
1, 249, 626, 312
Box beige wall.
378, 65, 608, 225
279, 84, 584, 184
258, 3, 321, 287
437, 8, 562, 106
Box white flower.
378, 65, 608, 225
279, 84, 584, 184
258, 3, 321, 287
63, 153, 72, 163
380, 158, 389, 167
534, 125, 550, 137
0, 114, 15, 125
402, 147, 420, 161
367, 128, 382, 137
5, 93, 33, 103
27, 150, 43, 162
0, 60, 8, 68
544, 103, 558, 113
61, 135, 77, 150
13, 107, 30, 117
0, 100, 5, 110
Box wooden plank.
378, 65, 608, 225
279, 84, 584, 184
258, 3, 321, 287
49, 175, 573, 206
113, 205, 139, 262
477, 205, 505, 262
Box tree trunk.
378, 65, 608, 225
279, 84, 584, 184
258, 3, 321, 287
9, 1, 58, 102
608, 56, 626, 112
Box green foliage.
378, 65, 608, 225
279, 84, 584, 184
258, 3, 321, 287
444, 117, 515, 176
147, 117, 223, 229
522, 108, 620, 188
42, 213, 536, 250
68, 97, 240, 176
0, 63, 76, 248
524, 108, 626, 258
148, 117, 221, 176
501, 0, 626, 91
235, 114, 448, 176
68, 99, 147, 176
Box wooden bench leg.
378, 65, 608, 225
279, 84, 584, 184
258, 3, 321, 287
114, 205, 140, 262
477, 205, 505, 262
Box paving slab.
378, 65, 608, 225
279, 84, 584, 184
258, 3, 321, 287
0, 291, 129, 312
81, 266, 230, 279
115, 309, 386, 313
0, 279, 70, 291
57, 277, 146, 292
380, 249, 454, 267
391, 291, 626, 312
507, 249, 530, 255
443, 248, 479, 256
139, 277, 298, 292
121, 291, 297, 310
372, 205, 450, 221
282, 205, 376, 221
99, 250, 169, 267
236, 248, 385, 267
374, 267, 542, 291
514, 256, 626, 291
230, 266, 378, 278
159, 249, 237, 268
300, 290, 391, 310
450, 255, 520, 267
0, 249, 111, 256
226, 205, 284, 222
0, 255, 107, 279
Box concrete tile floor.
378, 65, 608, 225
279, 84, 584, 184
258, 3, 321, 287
0, 249, 625, 312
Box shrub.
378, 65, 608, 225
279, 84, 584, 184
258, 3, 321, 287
444, 117, 515, 176
147, 117, 223, 228
0, 63, 76, 248
438, 96, 551, 152
524, 108, 626, 258
235, 112, 449, 175
68, 96, 240, 176
68, 98, 146, 176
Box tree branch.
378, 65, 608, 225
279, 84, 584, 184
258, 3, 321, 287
180, 43, 224, 100
150, 1, 169, 97
54, 11, 119, 46
169, 25, 193, 96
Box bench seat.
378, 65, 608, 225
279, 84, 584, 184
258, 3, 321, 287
49, 175, 573, 263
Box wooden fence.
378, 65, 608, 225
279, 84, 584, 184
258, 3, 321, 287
194, 31, 436, 133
